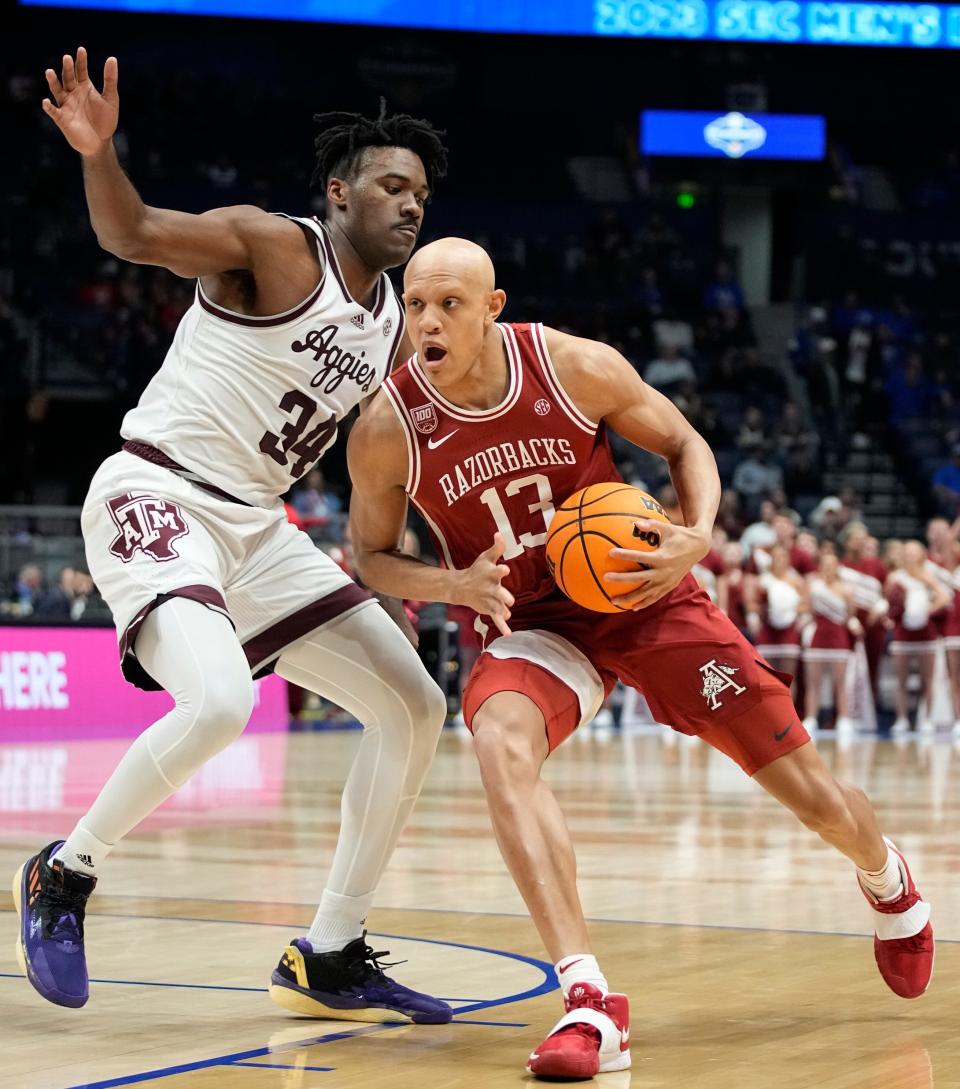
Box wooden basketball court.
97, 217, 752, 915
3, 727, 958, 1089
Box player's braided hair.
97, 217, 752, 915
311, 99, 448, 191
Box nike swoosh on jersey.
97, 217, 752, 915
427, 429, 459, 449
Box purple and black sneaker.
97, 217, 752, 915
269, 932, 452, 1024
13, 841, 97, 1008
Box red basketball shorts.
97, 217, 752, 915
462, 576, 809, 777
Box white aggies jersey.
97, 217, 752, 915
121, 217, 405, 507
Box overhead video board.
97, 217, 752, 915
19, 0, 960, 49
641, 110, 827, 160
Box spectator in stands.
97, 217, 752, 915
736, 405, 767, 449
635, 210, 679, 262
886, 352, 938, 426
632, 266, 664, 319
7, 562, 43, 616
932, 444, 960, 516
806, 338, 843, 449
783, 439, 822, 497
34, 565, 76, 620
837, 487, 863, 527
34, 567, 99, 621
651, 309, 696, 359
739, 498, 778, 557
293, 468, 342, 521
694, 400, 731, 448
776, 401, 818, 453
643, 342, 696, 394
810, 496, 847, 542
732, 446, 784, 518
758, 512, 818, 575
703, 260, 745, 313
70, 571, 97, 620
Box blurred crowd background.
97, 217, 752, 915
4, 7, 960, 732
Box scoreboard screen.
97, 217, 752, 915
18, 0, 960, 49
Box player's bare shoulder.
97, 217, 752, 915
541, 325, 636, 422
196, 206, 321, 314
347, 389, 410, 490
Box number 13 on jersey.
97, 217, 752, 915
479, 473, 556, 559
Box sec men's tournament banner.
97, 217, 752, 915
19, 0, 960, 48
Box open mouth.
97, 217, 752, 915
424, 345, 447, 363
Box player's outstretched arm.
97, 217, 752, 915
43, 47, 302, 277
347, 398, 514, 634
546, 327, 719, 609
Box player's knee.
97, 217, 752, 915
472, 713, 542, 787
383, 662, 447, 740
194, 669, 255, 749
412, 673, 448, 737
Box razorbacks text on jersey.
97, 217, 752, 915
382, 322, 619, 608
121, 217, 405, 507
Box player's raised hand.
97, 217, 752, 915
42, 47, 119, 156
460, 533, 515, 637
604, 519, 710, 611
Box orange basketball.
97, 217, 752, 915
545, 483, 670, 613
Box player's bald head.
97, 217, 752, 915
404, 237, 496, 294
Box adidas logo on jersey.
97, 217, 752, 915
351, 313, 365, 329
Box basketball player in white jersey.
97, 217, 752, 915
14, 47, 452, 1024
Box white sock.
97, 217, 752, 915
555, 953, 608, 997
53, 824, 113, 876
858, 846, 904, 902
307, 889, 375, 953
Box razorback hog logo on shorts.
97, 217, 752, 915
106, 493, 189, 563
699, 658, 747, 711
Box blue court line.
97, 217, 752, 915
54, 929, 556, 1089
230, 1061, 334, 1071
59, 1025, 394, 1089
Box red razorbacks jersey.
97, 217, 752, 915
382, 322, 619, 609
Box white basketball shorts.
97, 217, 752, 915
81, 450, 372, 690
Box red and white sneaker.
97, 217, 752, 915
526, 982, 630, 1080
858, 837, 934, 999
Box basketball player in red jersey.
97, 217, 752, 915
347, 239, 935, 1080
16, 47, 452, 1023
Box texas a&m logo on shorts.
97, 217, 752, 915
699, 658, 747, 711
412, 403, 439, 434
107, 493, 189, 564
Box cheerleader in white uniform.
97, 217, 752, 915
745, 543, 809, 696
886, 541, 951, 736
804, 549, 863, 737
